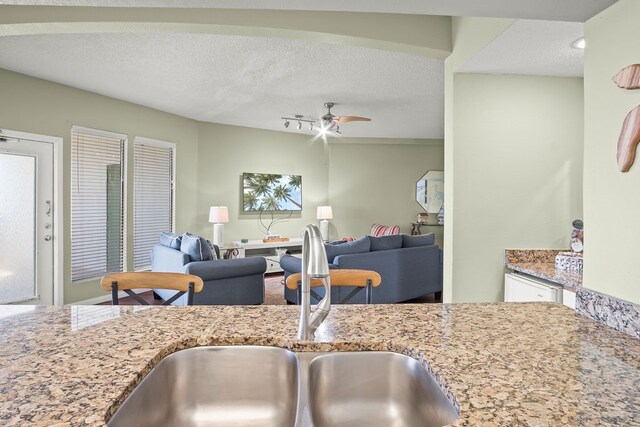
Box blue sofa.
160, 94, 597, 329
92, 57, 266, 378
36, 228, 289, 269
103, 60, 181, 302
150, 241, 266, 305
280, 233, 442, 304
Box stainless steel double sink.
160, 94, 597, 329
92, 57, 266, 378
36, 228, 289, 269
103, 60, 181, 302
108, 346, 458, 427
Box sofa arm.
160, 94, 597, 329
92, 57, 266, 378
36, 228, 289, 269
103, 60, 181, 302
280, 255, 302, 274
184, 257, 266, 281
151, 244, 191, 272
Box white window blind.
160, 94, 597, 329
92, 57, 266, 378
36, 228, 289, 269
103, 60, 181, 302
71, 126, 126, 282
133, 138, 175, 271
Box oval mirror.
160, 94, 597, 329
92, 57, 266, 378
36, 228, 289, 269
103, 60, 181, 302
416, 171, 444, 213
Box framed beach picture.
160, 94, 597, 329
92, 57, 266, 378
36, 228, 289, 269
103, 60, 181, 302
242, 172, 302, 212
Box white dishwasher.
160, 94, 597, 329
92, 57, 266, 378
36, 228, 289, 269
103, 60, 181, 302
504, 273, 562, 303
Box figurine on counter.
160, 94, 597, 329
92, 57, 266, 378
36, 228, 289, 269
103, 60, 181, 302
571, 219, 584, 253
437, 206, 444, 225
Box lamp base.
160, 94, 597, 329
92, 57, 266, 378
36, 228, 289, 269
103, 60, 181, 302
213, 223, 225, 247
319, 219, 329, 242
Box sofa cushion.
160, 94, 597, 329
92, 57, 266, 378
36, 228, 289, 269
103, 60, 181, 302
368, 234, 403, 251
402, 233, 435, 248
159, 232, 182, 249
370, 223, 400, 237
180, 233, 213, 261
324, 236, 370, 263
206, 239, 219, 260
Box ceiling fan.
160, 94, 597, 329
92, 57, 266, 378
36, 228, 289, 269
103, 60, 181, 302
319, 102, 371, 134
281, 102, 371, 136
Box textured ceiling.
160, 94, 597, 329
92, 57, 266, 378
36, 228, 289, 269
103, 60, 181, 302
0, 0, 620, 22
0, 33, 444, 138
0, 2, 610, 139
458, 20, 585, 77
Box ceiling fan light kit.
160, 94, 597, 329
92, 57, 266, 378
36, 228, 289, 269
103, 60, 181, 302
281, 102, 371, 137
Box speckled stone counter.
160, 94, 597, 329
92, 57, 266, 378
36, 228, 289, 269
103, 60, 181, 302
505, 249, 640, 339
505, 249, 582, 290
1, 303, 639, 426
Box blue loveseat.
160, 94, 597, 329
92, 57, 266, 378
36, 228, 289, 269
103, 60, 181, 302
150, 233, 266, 305
280, 233, 442, 304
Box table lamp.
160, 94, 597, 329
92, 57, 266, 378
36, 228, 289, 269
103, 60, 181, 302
209, 206, 229, 247
316, 206, 333, 242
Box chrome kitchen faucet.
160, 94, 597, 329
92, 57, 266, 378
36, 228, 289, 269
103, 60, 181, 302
297, 224, 331, 340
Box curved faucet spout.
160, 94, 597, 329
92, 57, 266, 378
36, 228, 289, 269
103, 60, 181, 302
297, 224, 331, 340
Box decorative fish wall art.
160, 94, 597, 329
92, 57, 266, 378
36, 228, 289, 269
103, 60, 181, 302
613, 64, 640, 172
613, 64, 640, 89
617, 105, 640, 172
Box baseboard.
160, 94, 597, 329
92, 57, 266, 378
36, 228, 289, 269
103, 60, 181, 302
71, 290, 149, 305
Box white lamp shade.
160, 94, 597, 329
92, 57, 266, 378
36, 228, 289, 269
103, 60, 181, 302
316, 206, 333, 220
209, 206, 229, 223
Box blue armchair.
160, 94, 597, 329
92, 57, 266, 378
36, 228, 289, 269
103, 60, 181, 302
150, 244, 266, 305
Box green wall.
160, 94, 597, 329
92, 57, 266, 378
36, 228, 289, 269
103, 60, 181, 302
0, 68, 443, 303
195, 122, 330, 242
450, 73, 584, 302
0, 68, 200, 304
584, 0, 640, 304
443, 17, 515, 302
328, 140, 444, 245
195, 123, 444, 245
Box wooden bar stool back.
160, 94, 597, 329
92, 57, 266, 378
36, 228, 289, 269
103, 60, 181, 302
286, 269, 382, 304
101, 272, 204, 306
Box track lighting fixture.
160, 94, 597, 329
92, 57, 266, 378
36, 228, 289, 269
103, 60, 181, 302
281, 114, 315, 133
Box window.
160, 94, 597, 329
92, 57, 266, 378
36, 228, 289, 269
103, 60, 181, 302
133, 138, 175, 271
71, 126, 126, 282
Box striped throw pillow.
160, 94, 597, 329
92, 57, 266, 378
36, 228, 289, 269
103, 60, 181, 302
370, 224, 400, 237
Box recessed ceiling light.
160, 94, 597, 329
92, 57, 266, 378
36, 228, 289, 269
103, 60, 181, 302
572, 38, 585, 49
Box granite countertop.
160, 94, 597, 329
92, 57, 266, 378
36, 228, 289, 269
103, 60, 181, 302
505, 249, 583, 290
1, 303, 639, 426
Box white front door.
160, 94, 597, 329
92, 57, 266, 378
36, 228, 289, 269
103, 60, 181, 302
0, 133, 55, 305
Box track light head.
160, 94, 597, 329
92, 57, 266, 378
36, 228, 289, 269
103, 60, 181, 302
309, 122, 314, 131
297, 121, 302, 130
284, 120, 290, 128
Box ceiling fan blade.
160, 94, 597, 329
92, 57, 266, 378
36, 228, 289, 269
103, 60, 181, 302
336, 116, 372, 123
